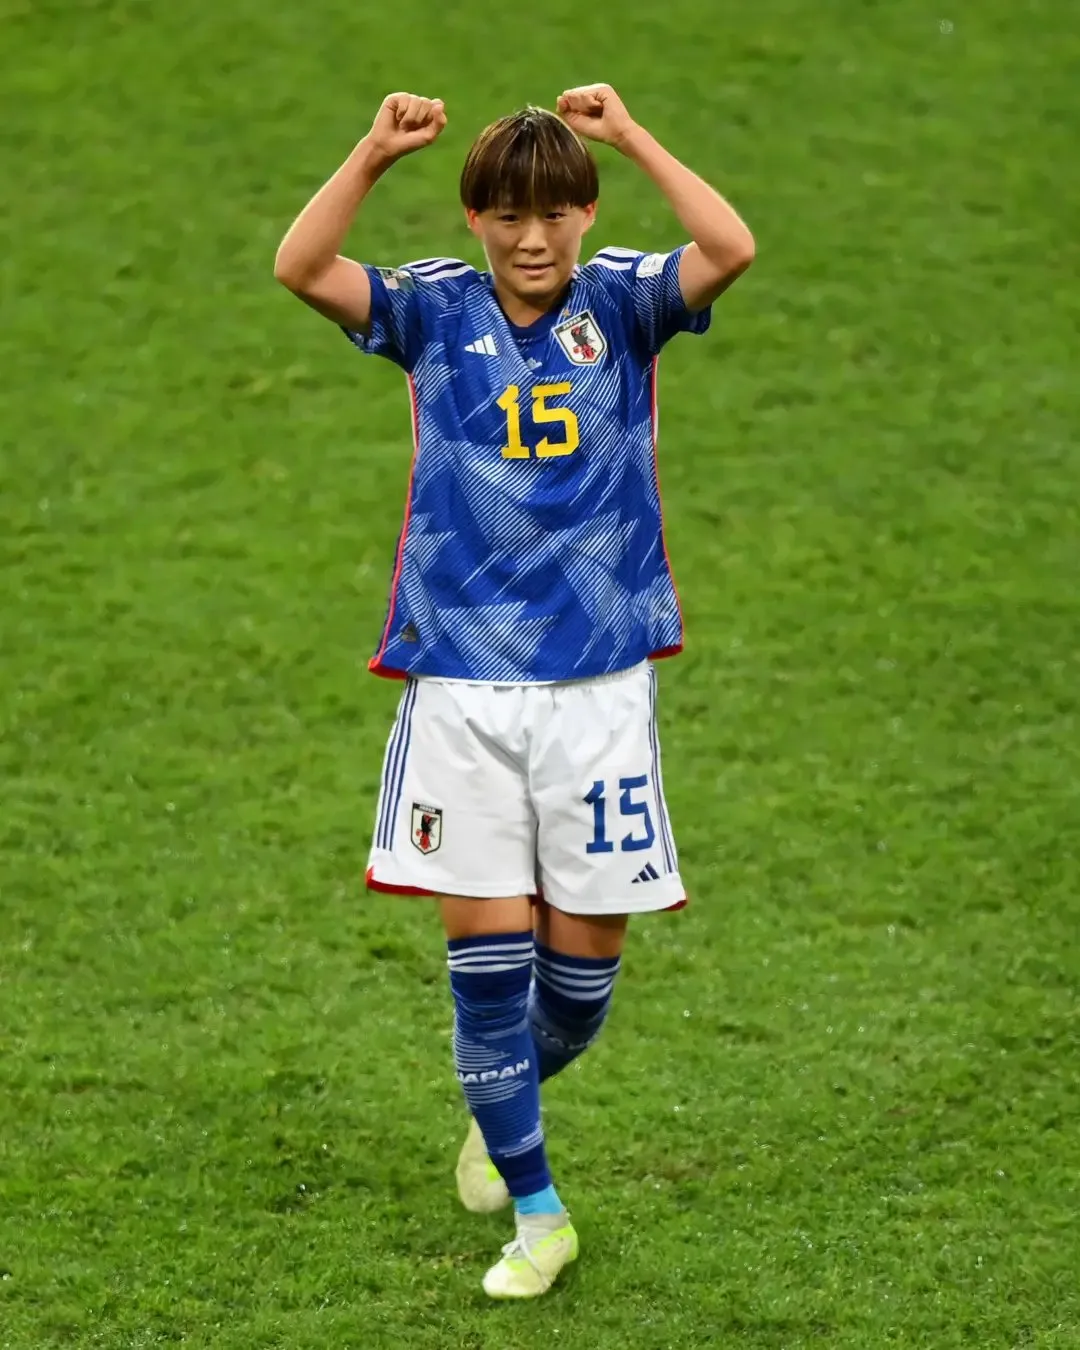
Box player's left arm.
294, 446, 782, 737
558, 84, 754, 311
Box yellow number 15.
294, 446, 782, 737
497, 382, 580, 460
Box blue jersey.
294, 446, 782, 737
345, 245, 711, 682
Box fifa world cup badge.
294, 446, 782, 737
411, 803, 443, 854
377, 267, 416, 292
554, 310, 607, 365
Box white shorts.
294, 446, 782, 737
365, 662, 685, 915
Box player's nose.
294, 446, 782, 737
518, 220, 548, 252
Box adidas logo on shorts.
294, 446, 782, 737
631, 862, 661, 884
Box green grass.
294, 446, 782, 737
2, 0, 1079, 1345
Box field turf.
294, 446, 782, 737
2, 1, 1079, 1346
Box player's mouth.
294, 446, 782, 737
515, 262, 553, 279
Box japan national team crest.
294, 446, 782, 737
554, 310, 607, 365
411, 802, 443, 855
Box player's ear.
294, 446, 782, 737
581, 202, 598, 233
465, 207, 484, 240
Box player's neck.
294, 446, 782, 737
493, 279, 570, 330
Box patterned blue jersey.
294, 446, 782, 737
344, 245, 711, 682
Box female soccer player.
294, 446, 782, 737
274, 83, 753, 1298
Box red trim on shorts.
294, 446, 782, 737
366, 869, 684, 911
365, 866, 436, 898
368, 374, 421, 679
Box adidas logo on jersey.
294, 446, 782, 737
465, 334, 498, 356
631, 863, 661, 884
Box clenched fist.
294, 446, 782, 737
367, 92, 447, 162
556, 84, 639, 148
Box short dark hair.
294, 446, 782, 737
460, 106, 599, 213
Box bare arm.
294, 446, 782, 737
614, 126, 754, 310
273, 140, 386, 330
274, 93, 447, 331
557, 85, 754, 312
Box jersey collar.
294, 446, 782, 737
483, 273, 580, 346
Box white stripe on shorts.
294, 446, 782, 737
377, 679, 418, 850
648, 667, 677, 873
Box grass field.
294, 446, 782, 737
3, 0, 1079, 1345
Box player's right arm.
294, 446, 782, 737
273, 94, 447, 332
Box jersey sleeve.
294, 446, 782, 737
587, 245, 711, 357
341, 259, 472, 373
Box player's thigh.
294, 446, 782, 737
534, 901, 628, 959
367, 679, 535, 898
441, 894, 535, 940
532, 664, 683, 915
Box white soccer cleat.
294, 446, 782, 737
482, 1211, 579, 1299
455, 1116, 510, 1214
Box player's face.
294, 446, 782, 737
467, 204, 596, 310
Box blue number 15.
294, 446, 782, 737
584, 776, 656, 854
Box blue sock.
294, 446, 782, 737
516, 1183, 563, 1217
530, 944, 622, 1083
448, 932, 559, 1207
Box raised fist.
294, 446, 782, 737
368, 92, 448, 161
556, 84, 638, 147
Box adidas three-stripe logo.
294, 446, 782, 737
631, 863, 661, 884
465, 334, 498, 356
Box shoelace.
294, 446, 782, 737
499, 1228, 551, 1279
